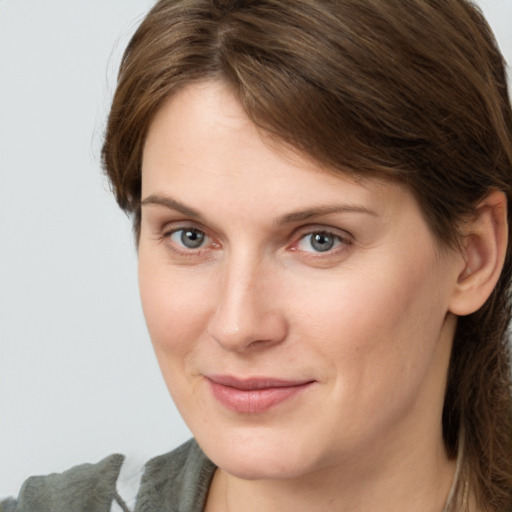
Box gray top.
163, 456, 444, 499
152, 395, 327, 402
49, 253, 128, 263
0, 439, 216, 512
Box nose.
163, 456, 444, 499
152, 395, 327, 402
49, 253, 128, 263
207, 255, 288, 352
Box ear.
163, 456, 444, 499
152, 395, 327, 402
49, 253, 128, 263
449, 190, 508, 316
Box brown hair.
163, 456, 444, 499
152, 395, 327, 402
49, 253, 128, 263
102, 0, 512, 509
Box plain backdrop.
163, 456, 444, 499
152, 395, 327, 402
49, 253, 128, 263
1, 0, 511, 497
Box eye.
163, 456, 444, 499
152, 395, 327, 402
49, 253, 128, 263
169, 228, 208, 249
296, 231, 344, 253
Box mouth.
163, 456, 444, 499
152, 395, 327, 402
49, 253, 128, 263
206, 375, 315, 414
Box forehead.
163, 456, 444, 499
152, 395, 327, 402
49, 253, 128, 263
141, 80, 419, 226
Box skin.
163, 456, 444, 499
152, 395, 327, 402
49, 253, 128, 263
138, 80, 473, 511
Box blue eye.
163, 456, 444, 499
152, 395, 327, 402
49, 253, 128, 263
297, 231, 342, 253
170, 228, 207, 249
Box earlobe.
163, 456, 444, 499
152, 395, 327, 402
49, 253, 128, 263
449, 190, 508, 316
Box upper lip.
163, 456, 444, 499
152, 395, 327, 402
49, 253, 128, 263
206, 375, 315, 390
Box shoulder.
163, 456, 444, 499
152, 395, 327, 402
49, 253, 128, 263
0, 440, 216, 512
0, 453, 125, 512
135, 439, 216, 512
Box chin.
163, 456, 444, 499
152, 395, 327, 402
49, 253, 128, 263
196, 426, 327, 481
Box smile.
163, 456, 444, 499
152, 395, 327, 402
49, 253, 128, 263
206, 375, 315, 414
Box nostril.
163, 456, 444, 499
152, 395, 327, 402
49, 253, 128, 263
207, 307, 288, 352
246, 338, 275, 350
207, 264, 288, 351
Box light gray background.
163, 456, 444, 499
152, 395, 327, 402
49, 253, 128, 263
1, 0, 511, 497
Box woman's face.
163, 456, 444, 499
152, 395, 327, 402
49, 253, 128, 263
139, 81, 464, 480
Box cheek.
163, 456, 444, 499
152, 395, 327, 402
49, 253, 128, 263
138, 258, 212, 362
294, 252, 449, 386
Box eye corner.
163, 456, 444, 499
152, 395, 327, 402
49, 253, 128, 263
160, 224, 223, 261
285, 227, 354, 265
297, 231, 346, 253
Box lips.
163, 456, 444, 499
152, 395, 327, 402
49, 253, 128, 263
206, 375, 314, 413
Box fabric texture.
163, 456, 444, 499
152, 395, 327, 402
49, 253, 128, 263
0, 439, 216, 512
111, 455, 146, 512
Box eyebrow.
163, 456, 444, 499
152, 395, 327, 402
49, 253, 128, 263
275, 204, 378, 225
141, 194, 203, 219
140, 194, 377, 224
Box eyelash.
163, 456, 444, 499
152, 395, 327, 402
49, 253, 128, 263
292, 230, 351, 255
161, 225, 352, 259
162, 226, 216, 256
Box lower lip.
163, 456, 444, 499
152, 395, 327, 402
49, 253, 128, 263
208, 380, 313, 414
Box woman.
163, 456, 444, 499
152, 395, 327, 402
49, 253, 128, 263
2, 0, 511, 511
